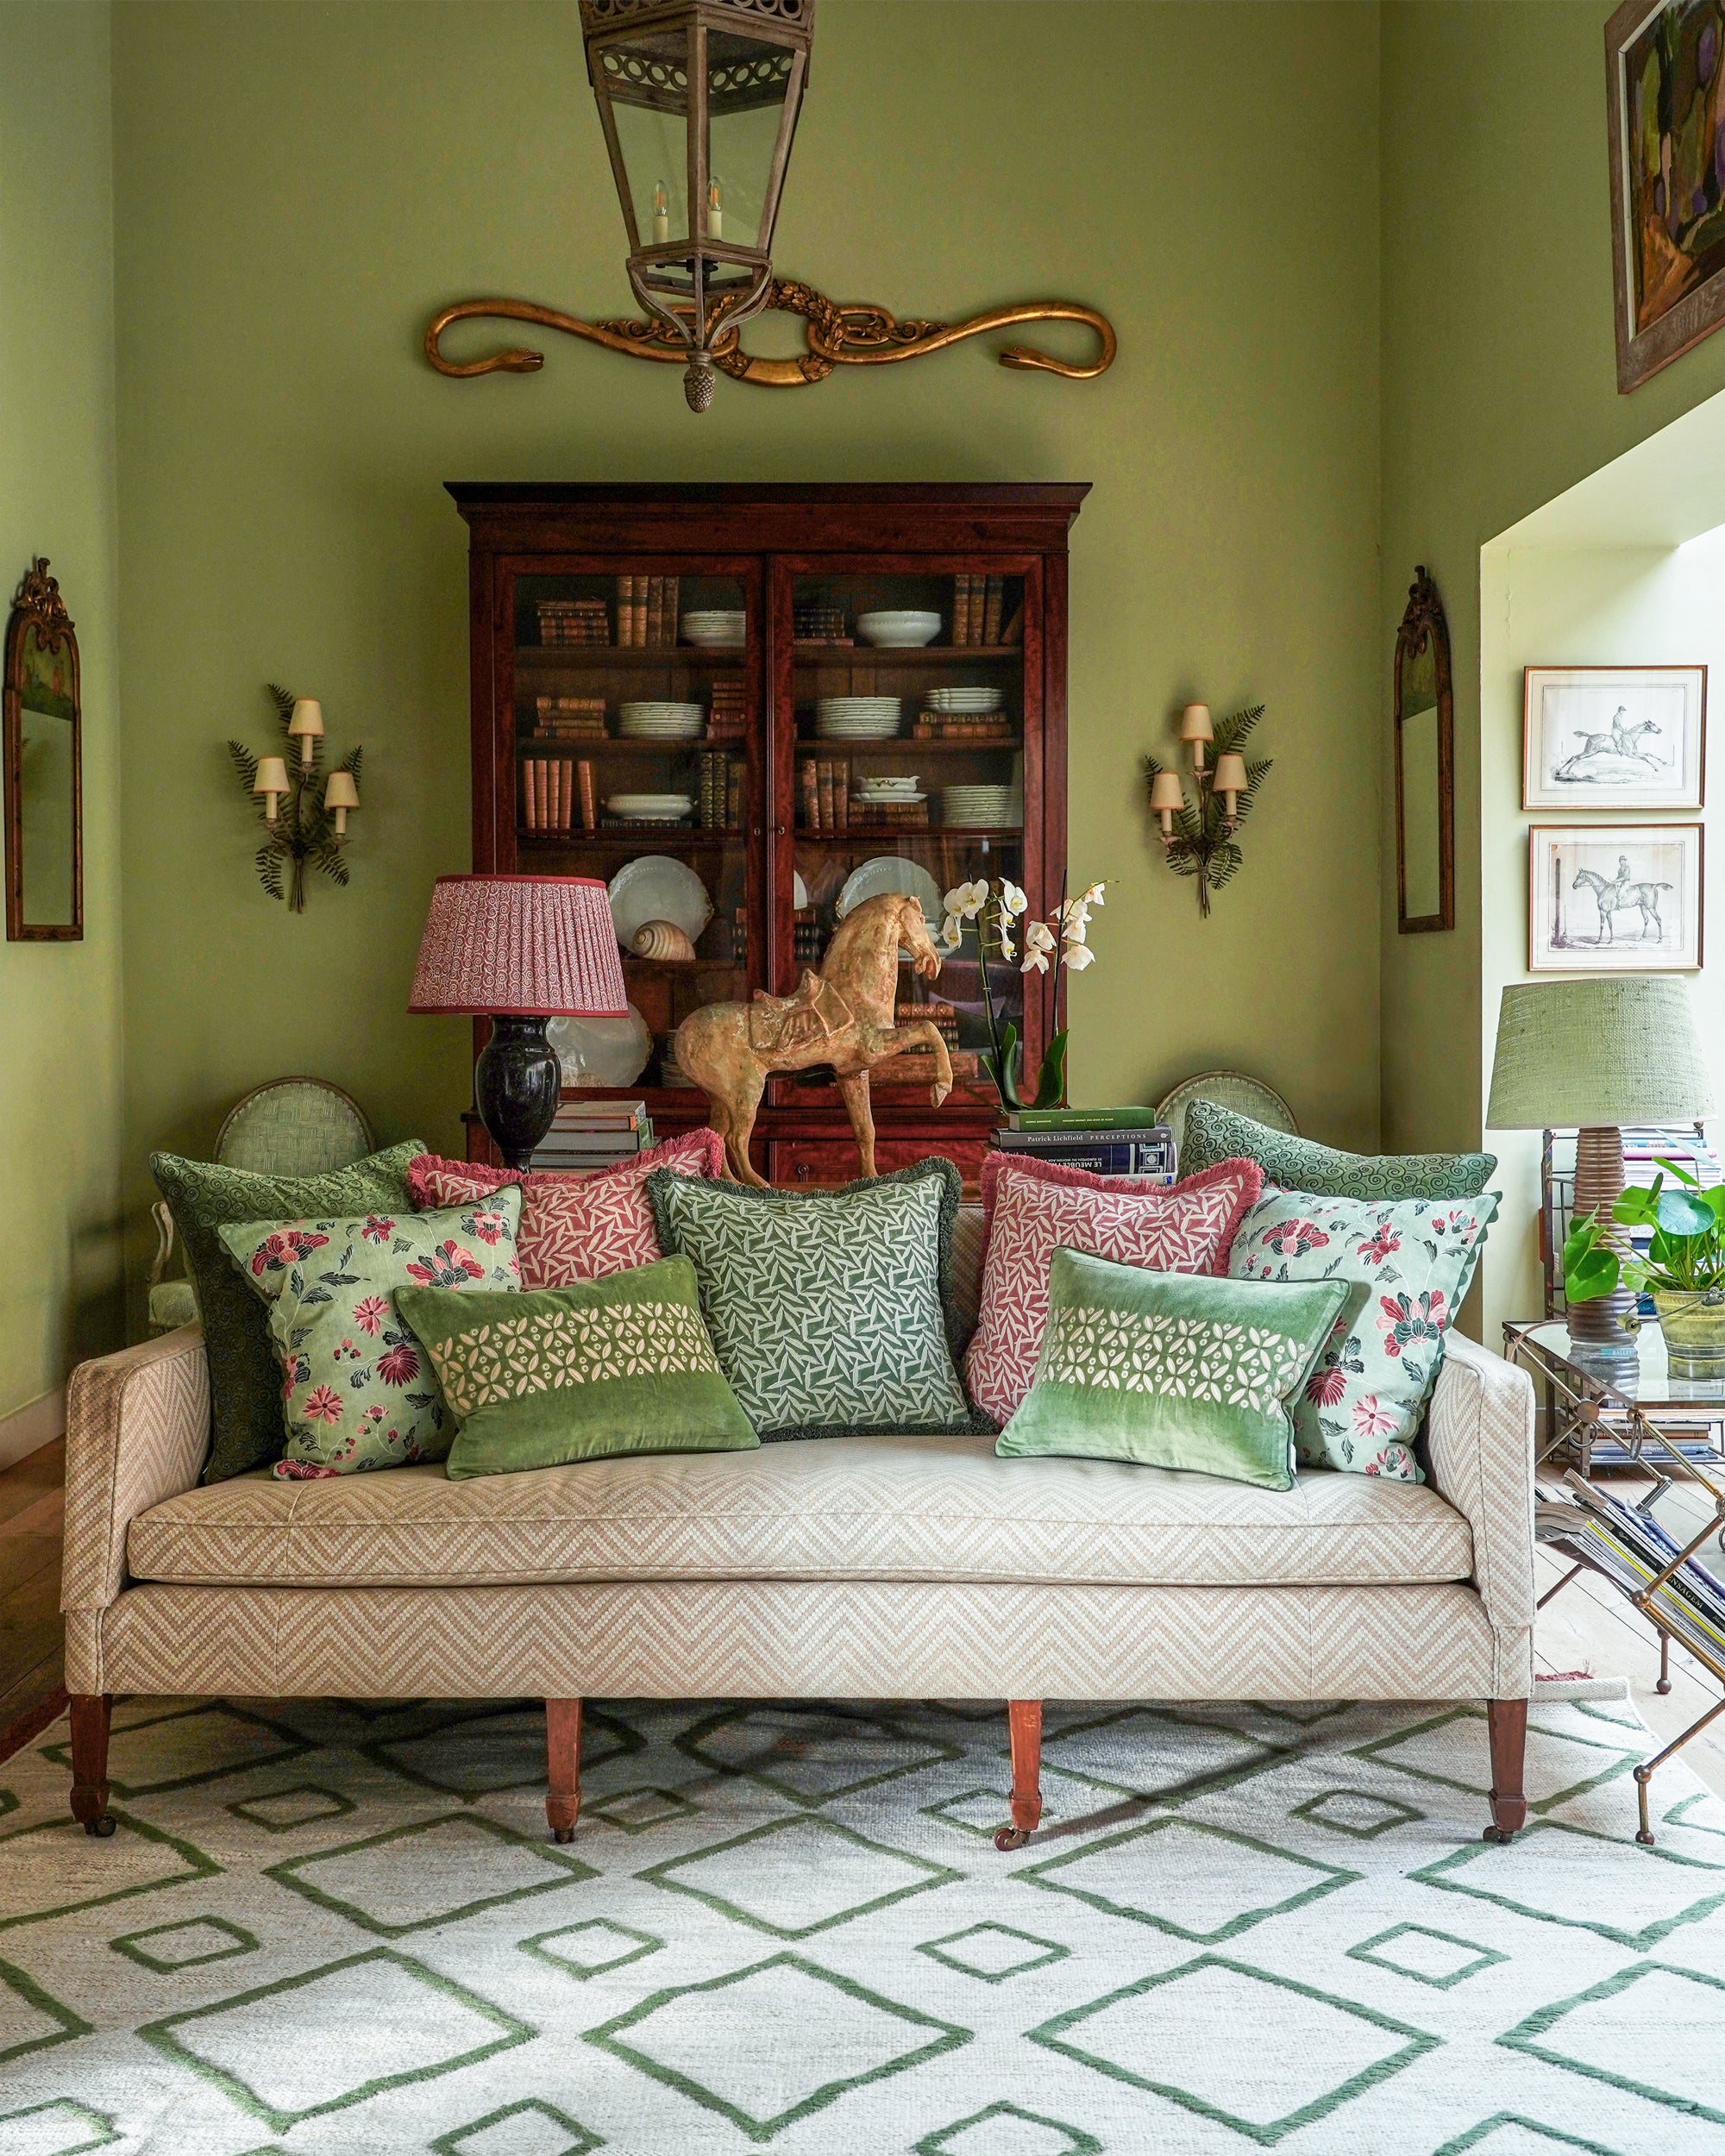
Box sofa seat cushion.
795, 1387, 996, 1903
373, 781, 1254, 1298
126, 1435, 1474, 1591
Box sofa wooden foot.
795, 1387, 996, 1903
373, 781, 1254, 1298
69, 1693, 115, 1836
996, 1699, 1042, 1851
546, 1697, 582, 1843
1482, 1696, 1527, 1843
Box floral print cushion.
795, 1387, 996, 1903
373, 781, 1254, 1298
1226, 1186, 1498, 1479
218, 1191, 523, 1479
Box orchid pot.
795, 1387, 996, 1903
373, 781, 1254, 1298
936, 875, 1104, 1112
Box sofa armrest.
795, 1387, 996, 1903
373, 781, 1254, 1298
61, 1325, 210, 1615
1427, 1330, 1535, 1639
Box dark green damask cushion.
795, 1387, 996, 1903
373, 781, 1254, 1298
151, 1140, 426, 1483
1179, 1100, 1496, 1203
645, 1157, 984, 1442
400, 1256, 757, 1480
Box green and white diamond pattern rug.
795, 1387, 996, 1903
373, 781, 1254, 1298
2, 1692, 1723, 2153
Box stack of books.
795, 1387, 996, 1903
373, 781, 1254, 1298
912, 713, 1016, 743
897, 1000, 960, 1049
536, 599, 610, 647
530, 1100, 655, 1174
533, 695, 606, 741
793, 907, 821, 962
794, 605, 850, 644
800, 758, 851, 832
852, 798, 930, 830
708, 679, 748, 740
615, 576, 681, 648
697, 752, 743, 831
520, 759, 576, 833
991, 1106, 1177, 1181
1537, 1476, 1725, 1670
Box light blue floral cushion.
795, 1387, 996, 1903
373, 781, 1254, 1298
219, 1191, 523, 1478
1226, 1187, 1498, 1480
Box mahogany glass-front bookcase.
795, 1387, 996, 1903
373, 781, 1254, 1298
450, 483, 1087, 1189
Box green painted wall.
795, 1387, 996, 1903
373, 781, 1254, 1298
1379, 0, 1725, 1156
110, 0, 1383, 1315
0, 0, 125, 1413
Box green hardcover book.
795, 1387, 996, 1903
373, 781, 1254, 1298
1007, 1106, 1168, 1131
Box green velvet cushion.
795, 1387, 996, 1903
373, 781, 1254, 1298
644, 1157, 982, 1442
1179, 1099, 1496, 1202
152, 1139, 427, 1483
996, 1249, 1349, 1489
219, 1190, 522, 1477
399, 1255, 758, 1480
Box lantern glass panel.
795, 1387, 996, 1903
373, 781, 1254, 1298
600, 29, 692, 250
706, 31, 796, 252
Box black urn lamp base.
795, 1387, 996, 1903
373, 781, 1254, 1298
475, 1014, 561, 1170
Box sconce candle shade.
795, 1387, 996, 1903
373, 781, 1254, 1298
1486, 977, 1715, 1130
288, 699, 323, 741
1149, 768, 1185, 835
323, 768, 359, 834
252, 755, 289, 798
409, 874, 628, 1018
1213, 750, 1247, 813
1179, 703, 1213, 742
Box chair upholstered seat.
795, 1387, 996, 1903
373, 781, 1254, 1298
126, 1432, 1475, 1593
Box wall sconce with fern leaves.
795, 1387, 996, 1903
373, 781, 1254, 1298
229, 685, 362, 912
1144, 702, 1270, 917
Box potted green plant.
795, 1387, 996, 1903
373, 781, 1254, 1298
1563, 1157, 1725, 1373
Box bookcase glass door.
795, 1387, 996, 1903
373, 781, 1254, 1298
776, 561, 1038, 1099
508, 561, 761, 1093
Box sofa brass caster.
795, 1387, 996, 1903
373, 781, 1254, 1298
1636, 1827, 1657, 1845
994, 1827, 1031, 1852
85, 1815, 116, 1838
1481, 1825, 1515, 1845
552, 1826, 576, 1845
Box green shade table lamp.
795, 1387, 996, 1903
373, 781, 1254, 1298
1487, 976, 1716, 1357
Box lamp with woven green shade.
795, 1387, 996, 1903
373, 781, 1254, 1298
1487, 977, 1716, 1357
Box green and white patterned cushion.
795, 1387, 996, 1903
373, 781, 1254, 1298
644, 1158, 982, 1442
997, 1248, 1349, 1488
1227, 1186, 1500, 1480
398, 1256, 757, 1478
219, 1191, 523, 1478
1180, 1100, 1496, 1203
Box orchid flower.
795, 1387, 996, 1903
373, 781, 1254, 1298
1060, 940, 1095, 971
997, 918, 1017, 962
943, 879, 989, 921
1021, 919, 1057, 974
999, 879, 1029, 919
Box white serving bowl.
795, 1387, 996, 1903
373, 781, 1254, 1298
856, 611, 943, 649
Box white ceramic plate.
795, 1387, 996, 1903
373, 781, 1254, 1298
794, 870, 809, 911
607, 855, 713, 950
856, 611, 942, 648
605, 794, 694, 813
836, 855, 944, 925
926, 687, 1004, 713
818, 697, 901, 713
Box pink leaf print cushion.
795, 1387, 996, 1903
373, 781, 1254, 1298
407, 1127, 725, 1289
963, 1153, 1264, 1426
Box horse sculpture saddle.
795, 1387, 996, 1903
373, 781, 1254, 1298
748, 971, 854, 1057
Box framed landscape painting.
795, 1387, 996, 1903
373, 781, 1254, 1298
1522, 664, 1705, 810
1608, 0, 1725, 389
1529, 823, 1703, 971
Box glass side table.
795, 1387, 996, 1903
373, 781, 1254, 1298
1504, 1318, 1725, 1840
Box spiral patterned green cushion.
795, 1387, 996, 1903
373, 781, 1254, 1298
1180, 1100, 1496, 1203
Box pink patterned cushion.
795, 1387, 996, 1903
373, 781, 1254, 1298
406, 1129, 725, 1289
963, 1152, 1265, 1426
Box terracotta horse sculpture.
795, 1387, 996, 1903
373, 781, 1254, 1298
674, 891, 955, 1187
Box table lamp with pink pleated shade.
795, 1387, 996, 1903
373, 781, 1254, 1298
409, 874, 627, 1169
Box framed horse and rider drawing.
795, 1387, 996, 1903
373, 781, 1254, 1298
1522, 664, 1705, 812
1528, 822, 1703, 973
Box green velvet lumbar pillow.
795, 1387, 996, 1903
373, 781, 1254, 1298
996, 1248, 1350, 1489
399, 1254, 758, 1479
219, 1190, 523, 1478
153, 1139, 428, 1483
645, 1156, 983, 1442
1179, 1099, 1496, 1203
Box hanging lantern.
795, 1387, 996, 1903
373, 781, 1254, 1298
580, 0, 813, 412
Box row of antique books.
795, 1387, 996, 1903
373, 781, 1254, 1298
910, 712, 1018, 742
800, 760, 850, 832
951, 575, 1023, 647
698, 753, 744, 830
708, 678, 747, 740
520, 758, 598, 832
616, 575, 681, 648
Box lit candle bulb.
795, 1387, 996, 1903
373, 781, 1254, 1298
1212, 750, 1248, 824
651, 180, 670, 245
287, 698, 323, 771
323, 768, 360, 837
1179, 701, 1214, 773
706, 178, 723, 240
1149, 769, 1185, 842
254, 755, 290, 827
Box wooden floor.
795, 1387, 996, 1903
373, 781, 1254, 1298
0, 1435, 1721, 1796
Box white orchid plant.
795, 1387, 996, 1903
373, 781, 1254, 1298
937, 875, 1106, 1110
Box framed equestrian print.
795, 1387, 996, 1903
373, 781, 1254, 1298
1522, 664, 1705, 812
1528, 823, 1703, 972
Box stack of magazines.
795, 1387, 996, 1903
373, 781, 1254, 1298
1536, 1476, 1725, 1670
991, 1107, 1176, 1181
530, 1100, 654, 1175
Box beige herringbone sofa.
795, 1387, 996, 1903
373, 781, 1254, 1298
59, 1232, 1539, 1844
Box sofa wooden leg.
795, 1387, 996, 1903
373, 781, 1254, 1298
1483, 1697, 1527, 1844
69, 1693, 116, 1837
995, 1700, 1043, 1851
546, 1698, 582, 1844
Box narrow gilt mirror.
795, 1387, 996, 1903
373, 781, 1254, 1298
4, 558, 83, 941
1394, 564, 1453, 934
